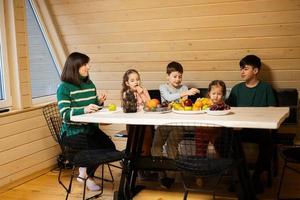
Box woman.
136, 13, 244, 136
57, 52, 116, 191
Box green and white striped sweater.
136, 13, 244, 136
57, 80, 100, 137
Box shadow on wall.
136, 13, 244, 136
260, 62, 274, 84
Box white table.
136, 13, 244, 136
71, 107, 289, 129
71, 107, 289, 200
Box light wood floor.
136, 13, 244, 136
0, 162, 300, 200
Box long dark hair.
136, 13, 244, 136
61, 52, 90, 86
121, 69, 140, 95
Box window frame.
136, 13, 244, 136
27, 0, 62, 105
0, 0, 12, 109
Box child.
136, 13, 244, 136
121, 69, 151, 112
195, 80, 227, 157
121, 69, 154, 156
151, 61, 199, 189
57, 52, 116, 191
226, 54, 277, 193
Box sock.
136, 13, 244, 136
86, 178, 101, 191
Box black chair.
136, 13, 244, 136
162, 123, 234, 200
42, 103, 124, 200
277, 145, 300, 199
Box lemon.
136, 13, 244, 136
108, 103, 117, 111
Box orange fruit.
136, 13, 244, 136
152, 99, 160, 105
146, 99, 158, 108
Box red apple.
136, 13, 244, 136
184, 99, 193, 107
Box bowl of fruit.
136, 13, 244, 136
144, 99, 171, 113
172, 98, 212, 114
206, 102, 231, 116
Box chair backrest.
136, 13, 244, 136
42, 103, 63, 147
275, 88, 298, 124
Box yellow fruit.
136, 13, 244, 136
202, 105, 210, 110
192, 105, 200, 111
184, 106, 192, 111
108, 103, 117, 111
173, 103, 183, 110
194, 100, 203, 108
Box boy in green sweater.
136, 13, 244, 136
227, 55, 277, 193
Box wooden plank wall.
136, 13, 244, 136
48, 0, 300, 134
0, 108, 60, 190
0, 0, 60, 190
12, 0, 32, 108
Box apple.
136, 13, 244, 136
183, 99, 193, 107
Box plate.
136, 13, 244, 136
144, 107, 172, 114
172, 108, 206, 114
206, 109, 231, 116
97, 107, 122, 114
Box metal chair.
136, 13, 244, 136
159, 123, 234, 200
42, 103, 124, 200
277, 145, 300, 200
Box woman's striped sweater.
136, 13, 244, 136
57, 80, 99, 137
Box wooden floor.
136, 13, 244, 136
0, 162, 300, 200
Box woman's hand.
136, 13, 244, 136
84, 104, 100, 113
98, 92, 107, 104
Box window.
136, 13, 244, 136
25, 0, 61, 103
0, 0, 12, 108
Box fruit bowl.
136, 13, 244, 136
206, 109, 231, 116
172, 108, 206, 114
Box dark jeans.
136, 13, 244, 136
62, 126, 116, 177
240, 128, 273, 177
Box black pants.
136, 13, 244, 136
240, 128, 273, 177
62, 126, 116, 177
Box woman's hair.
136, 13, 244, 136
61, 52, 90, 85
121, 69, 140, 95
208, 80, 227, 97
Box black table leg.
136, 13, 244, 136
114, 125, 145, 200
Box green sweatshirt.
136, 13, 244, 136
57, 80, 99, 137
227, 81, 277, 107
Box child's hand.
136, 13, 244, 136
84, 104, 100, 113
187, 88, 200, 96
98, 92, 107, 104
135, 86, 144, 94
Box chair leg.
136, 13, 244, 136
277, 160, 287, 200
65, 166, 76, 200
94, 164, 115, 183
107, 164, 115, 182
183, 190, 188, 200
212, 173, 224, 200
58, 166, 69, 192
83, 178, 87, 200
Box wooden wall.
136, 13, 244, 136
0, 108, 60, 190
0, 0, 60, 190
47, 0, 300, 105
